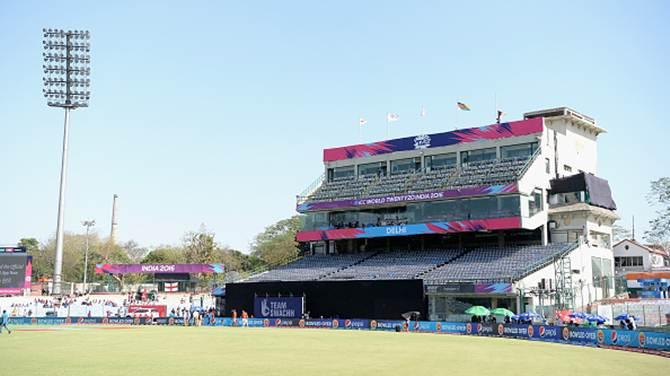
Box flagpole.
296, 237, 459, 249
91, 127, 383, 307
386, 118, 390, 139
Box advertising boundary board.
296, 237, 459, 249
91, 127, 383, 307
8, 317, 670, 351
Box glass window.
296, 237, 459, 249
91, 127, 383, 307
461, 148, 497, 164
469, 197, 496, 219
498, 196, 520, 217
563, 165, 572, 173
528, 190, 543, 216
390, 158, 419, 175
501, 142, 538, 160
333, 166, 355, 180
425, 153, 457, 170
358, 162, 386, 177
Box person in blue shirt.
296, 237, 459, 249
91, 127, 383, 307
1, 310, 11, 334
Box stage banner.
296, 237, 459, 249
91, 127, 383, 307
95, 263, 225, 275
254, 296, 304, 319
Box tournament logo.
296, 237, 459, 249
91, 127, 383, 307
436, 322, 442, 332
497, 324, 504, 336
298, 319, 305, 328
538, 326, 546, 337
344, 319, 352, 328
638, 332, 646, 348
102, 317, 109, 325
414, 134, 431, 149
370, 320, 378, 330
65, 317, 72, 324
527, 325, 534, 338
596, 330, 605, 344
466, 323, 472, 334
263, 319, 270, 327
562, 327, 570, 341
476, 323, 482, 334
168, 317, 174, 326
332, 319, 339, 329
275, 319, 281, 327
610, 330, 618, 344
134, 317, 140, 325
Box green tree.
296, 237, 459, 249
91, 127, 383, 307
183, 226, 217, 263
19, 238, 52, 279
250, 215, 303, 266
645, 177, 670, 244
142, 247, 186, 264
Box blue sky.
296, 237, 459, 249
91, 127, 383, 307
1, 1, 668, 251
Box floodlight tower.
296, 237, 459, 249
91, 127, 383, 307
42, 28, 91, 295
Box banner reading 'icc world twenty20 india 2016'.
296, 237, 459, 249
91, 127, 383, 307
254, 297, 304, 318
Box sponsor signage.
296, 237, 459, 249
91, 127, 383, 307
253, 297, 304, 319
298, 183, 518, 212
426, 283, 513, 294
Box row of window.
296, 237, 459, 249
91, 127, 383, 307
327, 142, 539, 181
302, 195, 522, 230
614, 256, 644, 267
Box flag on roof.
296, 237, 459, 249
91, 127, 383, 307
457, 102, 471, 111
386, 112, 400, 122
359, 117, 367, 126
496, 110, 504, 124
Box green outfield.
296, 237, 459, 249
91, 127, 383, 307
0, 326, 667, 375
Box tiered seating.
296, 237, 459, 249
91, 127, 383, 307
410, 167, 457, 193
304, 157, 530, 203
323, 249, 462, 280
365, 172, 416, 197
309, 175, 376, 201
243, 253, 374, 282
422, 243, 574, 283
451, 158, 527, 187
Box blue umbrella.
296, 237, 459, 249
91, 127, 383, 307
586, 314, 607, 323
569, 312, 588, 319
516, 312, 540, 321
614, 313, 635, 321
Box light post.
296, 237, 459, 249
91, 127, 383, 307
82, 220, 95, 293
42, 28, 91, 295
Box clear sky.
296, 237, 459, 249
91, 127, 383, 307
1, 1, 668, 251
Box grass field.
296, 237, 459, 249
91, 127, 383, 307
0, 326, 667, 375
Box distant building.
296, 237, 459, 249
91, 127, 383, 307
614, 239, 670, 298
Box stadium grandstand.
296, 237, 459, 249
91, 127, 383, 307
225, 107, 620, 321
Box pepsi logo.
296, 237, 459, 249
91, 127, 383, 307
344, 319, 352, 328
527, 325, 534, 337
370, 320, 378, 330
436, 322, 442, 332
611, 330, 618, 343
102, 317, 109, 325
78, 317, 84, 324
562, 327, 570, 341
476, 323, 483, 333
275, 319, 281, 326
638, 332, 646, 348
65, 317, 71, 324
539, 326, 546, 337
299, 319, 305, 328
466, 323, 473, 334
596, 330, 605, 344
134, 317, 140, 325
497, 324, 504, 336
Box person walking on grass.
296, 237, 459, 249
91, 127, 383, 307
1, 310, 11, 334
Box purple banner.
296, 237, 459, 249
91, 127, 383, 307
298, 183, 517, 212
95, 263, 225, 275
323, 118, 543, 162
